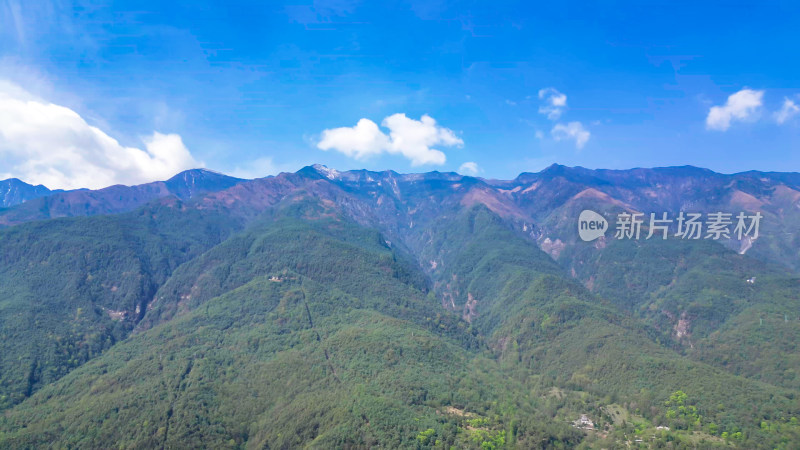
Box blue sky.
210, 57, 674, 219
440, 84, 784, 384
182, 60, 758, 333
0, 0, 799, 188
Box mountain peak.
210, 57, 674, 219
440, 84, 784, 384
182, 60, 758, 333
164, 168, 245, 199
296, 164, 335, 180
541, 163, 567, 172
166, 168, 240, 183
0, 178, 54, 208
310, 164, 342, 180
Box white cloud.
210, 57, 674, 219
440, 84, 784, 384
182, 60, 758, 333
0, 81, 200, 190
458, 161, 480, 175
706, 89, 763, 131
551, 122, 590, 149
774, 97, 799, 124
317, 113, 463, 166
316, 118, 389, 160
538, 87, 567, 120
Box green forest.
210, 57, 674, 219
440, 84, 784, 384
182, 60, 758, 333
0, 172, 799, 449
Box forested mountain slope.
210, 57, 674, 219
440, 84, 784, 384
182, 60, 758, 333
1, 164, 799, 448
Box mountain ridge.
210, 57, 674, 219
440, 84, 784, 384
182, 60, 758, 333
0, 178, 61, 208
0, 168, 245, 226
4, 163, 800, 210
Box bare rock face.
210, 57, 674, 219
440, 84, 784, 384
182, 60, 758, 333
463, 292, 479, 323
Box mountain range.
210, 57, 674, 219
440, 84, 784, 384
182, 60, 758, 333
0, 169, 244, 226
0, 164, 799, 448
